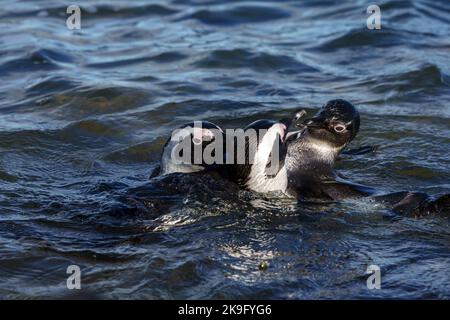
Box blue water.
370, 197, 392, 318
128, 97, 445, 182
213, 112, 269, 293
0, 0, 449, 299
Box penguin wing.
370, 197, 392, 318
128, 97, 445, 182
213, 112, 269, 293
264, 139, 287, 178
341, 145, 378, 156
319, 179, 375, 200
287, 176, 375, 201
223, 120, 276, 185
244, 120, 288, 178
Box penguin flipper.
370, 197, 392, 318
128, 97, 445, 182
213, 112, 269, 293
319, 180, 375, 200
341, 145, 378, 156
264, 136, 287, 178
287, 178, 374, 201
375, 192, 450, 217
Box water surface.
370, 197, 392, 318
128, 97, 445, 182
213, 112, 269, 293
0, 0, 449, 299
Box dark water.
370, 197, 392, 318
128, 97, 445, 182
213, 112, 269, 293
0, 0, 449, 299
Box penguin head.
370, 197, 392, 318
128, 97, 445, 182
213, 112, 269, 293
297, 99, 360, 148
181, 121, 222, 148
162, 121, 224, 174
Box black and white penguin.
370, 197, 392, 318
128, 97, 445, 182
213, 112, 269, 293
157, 117, 299, 194
284, 99, 367, 199
159, 121, 224, 175
284, 99, 449, 217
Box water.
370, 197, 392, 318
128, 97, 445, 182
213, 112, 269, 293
0, 0, 449, 299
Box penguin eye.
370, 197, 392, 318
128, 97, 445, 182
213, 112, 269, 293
333, 124, 346, 133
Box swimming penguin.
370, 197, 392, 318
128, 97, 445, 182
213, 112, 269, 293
158, 121, 224, 176
284, 99, 449, 216
284, 99, 375, 199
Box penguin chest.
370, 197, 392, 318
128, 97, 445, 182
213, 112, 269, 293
246, 165, 288, 193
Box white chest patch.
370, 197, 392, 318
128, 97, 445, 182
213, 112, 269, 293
246, 165, 288, 193
308, 140, 341, 164
245, 125, 288, 193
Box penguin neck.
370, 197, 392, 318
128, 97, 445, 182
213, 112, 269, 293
303, 137, 342, 165
286, 133, 343, 178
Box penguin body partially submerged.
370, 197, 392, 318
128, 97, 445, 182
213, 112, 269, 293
158, 118, 293, 194
154, 100, 448, 216
285, 99, 363, 199
283, 99, 448, 216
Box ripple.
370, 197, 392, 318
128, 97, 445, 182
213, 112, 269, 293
184, 5, 290, 26
0, 49, 72, 75
0, 170, 19, 183
0, 4, 178, 19
61, 119, 124, 140
415, 1, 450, 24
194, 49, 317, 74
364, 64, 449, 95
131, 99, 268, 126
1, 0, 450, 300
318, 29, 404, 51
46, 86, 152, 119
84, 4, 178, 18
25, 76, 80, 98
103, 139, 167, 164
86, 51, 188, 69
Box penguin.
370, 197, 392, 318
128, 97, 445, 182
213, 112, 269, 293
284, 99, 378, 199
158, 121, 224, 176
156, 117, 298, 193
284, 99, 449, 216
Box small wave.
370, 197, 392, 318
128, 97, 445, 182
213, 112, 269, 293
194, 49, 317, 74
83, 4, 178, 18
0, 49, 73, 75
182, 5, 290, 26
46, 86, 152, 120
158, 80, 211, 96
317, 29, 404, 51
381, 0, 416, 11
25, 76, 80, 98
61, 119, 124, 140
365, 63, 449, 95
134, 99, 270, 126
86, 51, 188, 69
0, 4, 177, 19
103, 139, 167, 164
0, 170, 18, 183
415, 1, 450, 25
